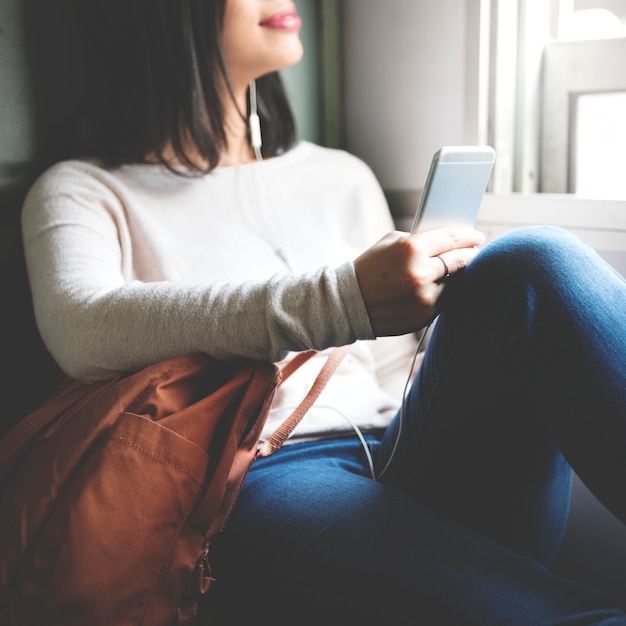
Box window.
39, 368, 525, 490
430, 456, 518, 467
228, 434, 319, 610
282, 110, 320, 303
477, 0, 626, 269
484, 0, 626, 199
574, 91, 626, 199
542, 2, 626, 197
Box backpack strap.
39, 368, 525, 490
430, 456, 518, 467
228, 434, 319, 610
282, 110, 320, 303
257, 344, 351, 458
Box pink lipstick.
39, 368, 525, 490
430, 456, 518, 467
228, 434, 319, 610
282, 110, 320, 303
260, 4, 302, 30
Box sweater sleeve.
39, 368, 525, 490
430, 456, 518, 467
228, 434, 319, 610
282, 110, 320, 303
21, 161, 376, 381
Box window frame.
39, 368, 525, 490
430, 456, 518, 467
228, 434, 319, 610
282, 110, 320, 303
478, 0, 626, 262
541, 36, 626, 193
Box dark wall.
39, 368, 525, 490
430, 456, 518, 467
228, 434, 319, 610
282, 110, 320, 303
1, 0, 64, 434
2, 181, 63, 435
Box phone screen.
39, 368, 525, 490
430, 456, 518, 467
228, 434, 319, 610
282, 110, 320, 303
411, 146, 495, 234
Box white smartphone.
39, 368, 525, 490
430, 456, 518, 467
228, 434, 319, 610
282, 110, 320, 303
410, 146, 496, 234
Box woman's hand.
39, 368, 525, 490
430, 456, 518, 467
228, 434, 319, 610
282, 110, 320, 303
354, 227, 485, 337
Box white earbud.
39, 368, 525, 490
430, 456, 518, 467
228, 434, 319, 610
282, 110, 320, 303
249, 79, 263, 161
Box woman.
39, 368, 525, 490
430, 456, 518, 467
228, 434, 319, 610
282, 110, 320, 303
21, 0, 626, 623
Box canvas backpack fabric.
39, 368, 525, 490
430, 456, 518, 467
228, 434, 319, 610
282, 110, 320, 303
0, 348, 347, 625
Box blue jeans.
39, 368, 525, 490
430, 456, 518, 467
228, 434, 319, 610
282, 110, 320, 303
208, 226, 626, 625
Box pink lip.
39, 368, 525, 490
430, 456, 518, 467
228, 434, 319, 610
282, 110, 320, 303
260, 4, 302, 30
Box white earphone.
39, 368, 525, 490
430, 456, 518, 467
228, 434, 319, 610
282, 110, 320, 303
249, 79, 263, 161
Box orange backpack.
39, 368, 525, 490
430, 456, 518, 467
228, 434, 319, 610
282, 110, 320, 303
0, 348, 348, 625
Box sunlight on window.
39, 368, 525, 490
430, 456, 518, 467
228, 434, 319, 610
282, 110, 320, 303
561, 9, 626, 40
574, 92, 626, 200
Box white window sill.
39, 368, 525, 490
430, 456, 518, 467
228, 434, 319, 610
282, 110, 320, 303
477, 193, 626, 254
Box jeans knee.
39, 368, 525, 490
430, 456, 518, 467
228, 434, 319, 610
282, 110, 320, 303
472, 225, 592, 278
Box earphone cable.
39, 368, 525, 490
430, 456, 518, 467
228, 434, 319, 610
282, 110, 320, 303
374, 321, 432, 480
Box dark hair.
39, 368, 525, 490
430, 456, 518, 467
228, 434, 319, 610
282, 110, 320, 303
24, 0, 297, 175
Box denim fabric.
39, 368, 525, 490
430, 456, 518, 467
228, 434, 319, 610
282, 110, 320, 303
208, 226, 626, 625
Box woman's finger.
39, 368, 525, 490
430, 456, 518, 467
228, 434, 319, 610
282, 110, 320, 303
413, 226, 485, 257
433, 255, 450, 282
433, 245, 482, 282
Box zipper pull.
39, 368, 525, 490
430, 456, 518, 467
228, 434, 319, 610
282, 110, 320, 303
197, 546, 215, 593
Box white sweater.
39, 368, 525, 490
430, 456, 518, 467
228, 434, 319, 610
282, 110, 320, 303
22, 141, 417, 441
